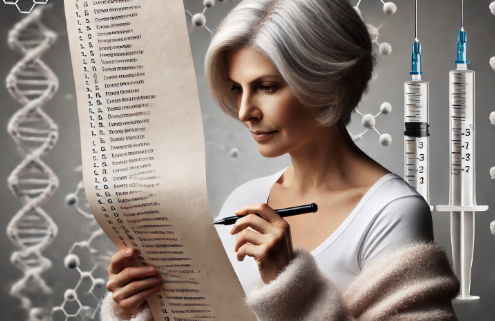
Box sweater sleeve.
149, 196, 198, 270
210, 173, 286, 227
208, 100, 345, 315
245, 243, 459, 321
245, 247, 354, 321
344, 242, 459, 321
99, 291, 153, 321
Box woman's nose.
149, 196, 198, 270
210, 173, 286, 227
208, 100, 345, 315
238, 92, 262, 123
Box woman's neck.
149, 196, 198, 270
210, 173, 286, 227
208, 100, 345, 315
283, 124, 387, 195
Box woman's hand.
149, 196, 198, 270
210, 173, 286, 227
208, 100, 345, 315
230, 203, 295, 284
106, 247, 163, 317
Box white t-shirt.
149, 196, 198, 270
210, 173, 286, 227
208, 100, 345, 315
214, 167, 434, 294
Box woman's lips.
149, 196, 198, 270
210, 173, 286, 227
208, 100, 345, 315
251, 131, 277, 142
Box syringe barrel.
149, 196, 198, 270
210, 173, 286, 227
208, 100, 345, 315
404, 80, 430, 203
449, 69, 476, 207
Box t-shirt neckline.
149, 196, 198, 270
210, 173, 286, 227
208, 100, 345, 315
264, 167, 398, 258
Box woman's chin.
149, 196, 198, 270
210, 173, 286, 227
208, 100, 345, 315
257, 145, 286, 158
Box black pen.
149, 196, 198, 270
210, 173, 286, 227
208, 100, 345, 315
212, 203, 318, 225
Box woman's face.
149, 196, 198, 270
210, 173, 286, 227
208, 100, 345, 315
226, 46, 319, 158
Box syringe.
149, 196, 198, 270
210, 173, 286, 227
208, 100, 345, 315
436, 17, 488, 300
404, 0, 432, 209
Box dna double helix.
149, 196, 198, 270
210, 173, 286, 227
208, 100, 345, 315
5, 6, 59, 320
3, 0, 50, 15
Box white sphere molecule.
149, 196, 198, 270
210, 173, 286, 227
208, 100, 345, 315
366, 24, 379, 43
353, 6, 363, 20
65, 193, 78, 206
379, 43, 392, 56
489, 111, 495, 126
352, 134, 363, 142
203, 0, 215, 8
94, 278, 106, 289
192, 13, 206, 27
362, 114, 376, 129
81, 306, 93, 319
64, 289, 78, 301
490, 220, 495, 236
29, 308, 47, 321
229, 147, 240, 158
380, 102, 392, 115
490, 2, 495, 16
383, 2, 397, 15
64, 254, 80, 269
489, 57, 495, 71
379, 133, 392, 146
490, 167, 495, 181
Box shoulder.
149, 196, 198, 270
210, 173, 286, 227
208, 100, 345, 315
359, 174, 434, 266
372, 173, 431, 213
216, 168, 286, 220
363, 173, 433, 236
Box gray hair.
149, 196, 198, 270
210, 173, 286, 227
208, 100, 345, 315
205, 0, 375, 128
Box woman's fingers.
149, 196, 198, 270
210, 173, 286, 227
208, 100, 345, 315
234, 203, 282, 224
234, 228, 265, 252
230, 213, 272, 235
108, 247, 136, 275
115, 282, 163, 313
112, 274, 163, 304
236, 243, 264, 262
107, 266, 160, 291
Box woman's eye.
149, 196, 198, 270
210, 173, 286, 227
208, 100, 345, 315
259, 84, 277, 93
230, 84, 242, 93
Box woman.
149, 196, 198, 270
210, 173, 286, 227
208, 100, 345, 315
101, 0, 460, 320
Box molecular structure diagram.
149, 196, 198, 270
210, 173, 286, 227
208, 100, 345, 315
3, 0, 49, 14
185, 0, 237, 34
354, 0, 396, 56
353, 103, 393, 146
52, 174, 113, 320
351, 0, 396, 146
6, 6, 59, 321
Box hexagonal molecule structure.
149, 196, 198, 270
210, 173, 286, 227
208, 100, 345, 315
3, 0, 50, 14
52, 175, 113, 321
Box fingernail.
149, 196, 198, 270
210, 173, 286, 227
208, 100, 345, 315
125, 248, 133, 256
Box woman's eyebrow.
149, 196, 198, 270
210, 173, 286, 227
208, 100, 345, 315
227, 74, 279, 85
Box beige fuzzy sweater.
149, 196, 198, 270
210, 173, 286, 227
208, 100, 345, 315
100, 242, 460, 321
